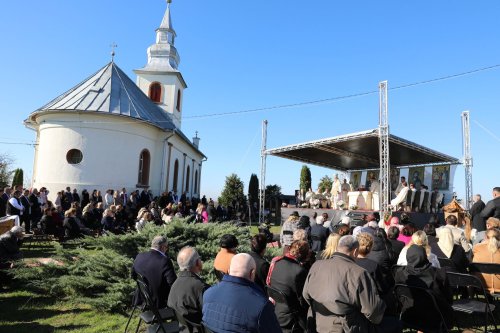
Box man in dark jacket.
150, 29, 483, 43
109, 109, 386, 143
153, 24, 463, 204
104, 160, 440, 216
481, 187, 500, 220
168, 246, 208, 329
132, 235, 177, 309
310, 216, 329, 252
470, 194, 486, 232
247, 234, 270, 291
203, 253, 282, 333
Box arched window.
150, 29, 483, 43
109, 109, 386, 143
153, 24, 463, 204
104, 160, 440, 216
185, 166, 190, 192
173, 159, 179, 192
176, 89, 181, 111
138, 149, 151, 186
149, 82, 162, 103
194, 170, 199, 194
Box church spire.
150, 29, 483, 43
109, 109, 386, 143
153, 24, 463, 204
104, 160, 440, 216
141, 0, 180, 71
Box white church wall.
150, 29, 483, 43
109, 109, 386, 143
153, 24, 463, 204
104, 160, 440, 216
33, 113, 165, 201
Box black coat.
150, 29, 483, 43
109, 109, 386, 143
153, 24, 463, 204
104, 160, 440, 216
132, 250, 177, 309
63, 217, 81, 239
470, 200, 486, 232
268, 256, 309, 331
430, 242, 469, 273
0, 231, 23, 261
167, 270, 209, 326
310, 224, 329, 252
480, 197, 500, 220
247, 250, 270, 292
355, 257, 394, 296
389, 239, 405, 260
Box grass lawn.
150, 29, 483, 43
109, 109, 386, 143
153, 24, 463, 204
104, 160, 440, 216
0, 241, 137, 333
249, 225, 281, 235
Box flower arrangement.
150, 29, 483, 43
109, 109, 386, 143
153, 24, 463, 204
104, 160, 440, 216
301, 202, 309, 208
336, 200, 345, 210
349, 204, 358, 210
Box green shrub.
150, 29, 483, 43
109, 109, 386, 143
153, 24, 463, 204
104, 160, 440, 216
12, 220, 254, 312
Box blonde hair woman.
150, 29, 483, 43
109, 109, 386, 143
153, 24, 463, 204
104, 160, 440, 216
397, 230, 440, 268
473, 228, 500, 293
318, 233, 341, 260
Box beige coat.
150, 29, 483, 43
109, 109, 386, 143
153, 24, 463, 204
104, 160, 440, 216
302, 253, 385, 333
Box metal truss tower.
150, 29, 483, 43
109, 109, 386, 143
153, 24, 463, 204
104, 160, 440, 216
378, 81, 390, 214
259, 120, 268, 223
461, 111, 473, 210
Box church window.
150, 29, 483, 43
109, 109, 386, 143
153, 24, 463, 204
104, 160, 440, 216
149, 82, 162, 103
138, 149, 151, 186
173, 159, 179, 192
194, 170, 199, 194
176, 89, 181, 111
66, 149, 83, 165
185, 166, 190, 192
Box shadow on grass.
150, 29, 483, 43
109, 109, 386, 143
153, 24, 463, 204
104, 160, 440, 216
0, 322, 89, 333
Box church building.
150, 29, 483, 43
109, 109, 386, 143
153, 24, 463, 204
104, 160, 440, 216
24, 2, 205, 199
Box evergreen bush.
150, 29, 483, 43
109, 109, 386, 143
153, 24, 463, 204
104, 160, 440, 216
12, 220, 254, 312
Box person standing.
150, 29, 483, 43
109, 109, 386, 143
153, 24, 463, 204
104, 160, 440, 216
20, 189, 32, 234
480, 187, 500, 220
6, 190, 24, 227
0, 188, 7, 217
470, 194, 486, 232
29, 189, 42, 230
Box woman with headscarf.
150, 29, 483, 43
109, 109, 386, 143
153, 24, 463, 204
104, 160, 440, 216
431, 227, 468, 273
394, 245, 453, 328
473, 228, 500, 294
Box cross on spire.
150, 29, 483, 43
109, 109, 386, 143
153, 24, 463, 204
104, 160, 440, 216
110, 42, 118, 62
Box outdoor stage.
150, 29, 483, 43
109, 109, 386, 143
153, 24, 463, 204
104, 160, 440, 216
280, 207, 445, 230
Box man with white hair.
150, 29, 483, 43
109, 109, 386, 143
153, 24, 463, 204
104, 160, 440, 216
0, 225, 24, 264
167, 246, 208, 329
310, 215, 329, 252
202, 253, 281, 333
132, 235, 177, 309
303, 235, 402, 333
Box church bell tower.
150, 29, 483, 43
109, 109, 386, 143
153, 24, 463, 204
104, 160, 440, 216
134, 0, 186, 129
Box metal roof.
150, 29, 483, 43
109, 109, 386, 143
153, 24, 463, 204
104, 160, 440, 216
30, 62, 177, 131
265, 129, 460, 171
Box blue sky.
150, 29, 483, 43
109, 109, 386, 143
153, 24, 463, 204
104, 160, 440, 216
1, 0, 499, 203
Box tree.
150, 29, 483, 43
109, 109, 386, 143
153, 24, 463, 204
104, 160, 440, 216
300, 165, 311, 192
318, 175, 333, 193
218, 173, 246, 207
265, 184, 282, 198
248, 174, 259, 206
0, 154, 14, 188
11, 168, 23, 188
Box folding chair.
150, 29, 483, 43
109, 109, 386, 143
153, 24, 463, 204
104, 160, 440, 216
446, 272, 497, 333
174, 309, 206, 333
469, 263, 500, 299
134, 274, 179, 333
394, 283, 450, 332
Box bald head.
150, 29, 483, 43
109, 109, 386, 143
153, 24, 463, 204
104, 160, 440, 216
229, 253, 256, 281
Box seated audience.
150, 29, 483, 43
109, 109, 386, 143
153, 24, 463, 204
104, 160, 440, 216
356, 232, 394, 297
387, 226, 405, 260
397, 223, 416, 245
437, 215, 471, 252
317, 233, 341, 260
247, 234, 270, 291
213, 234, 238, 275
167, 246, 208, 330
473, 228, 500, 294
303, 235, 402, 333
131, 235, 177, 309
0, 226, 24, 265
203, 253, 281, 333
135, 212, 153, 233
423, 223, 438, 246
397, 231, 440, 268
63, 208, 82, 239
367, 228, 395, 271
473, 217, 500, 245
430, 227, 468, 273
394, 245, 453, 329
267, 240, 310, 332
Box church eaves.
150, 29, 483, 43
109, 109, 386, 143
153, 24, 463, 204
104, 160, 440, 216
28, 62, 177, 132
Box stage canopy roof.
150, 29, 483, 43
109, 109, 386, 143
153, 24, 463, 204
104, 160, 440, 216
265, 129, 460, 171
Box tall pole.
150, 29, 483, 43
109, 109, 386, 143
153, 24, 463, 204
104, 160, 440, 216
461, 111, 473, 209
378, 81, 390, 214
259, 120, 268, 223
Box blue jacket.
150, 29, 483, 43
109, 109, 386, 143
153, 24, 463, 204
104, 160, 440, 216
202, 275, 282, 333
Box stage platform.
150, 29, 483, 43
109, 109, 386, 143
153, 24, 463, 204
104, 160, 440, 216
280, 207, 444, 230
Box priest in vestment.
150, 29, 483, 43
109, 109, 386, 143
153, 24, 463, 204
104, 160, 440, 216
370, 176, 380, 211
390, 182, 409, 210
330, 175, 341, 209
341, 179, 350, 203
394, 176, 406, 198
